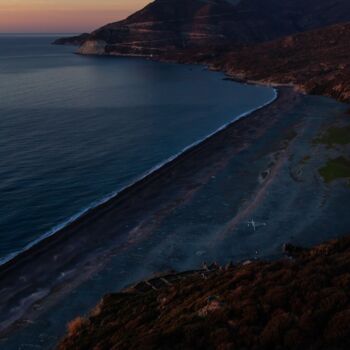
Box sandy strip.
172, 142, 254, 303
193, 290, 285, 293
0, 87, 300, 337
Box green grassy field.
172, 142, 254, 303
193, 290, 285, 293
315, 126, 350, 147
319, 157, 350, 183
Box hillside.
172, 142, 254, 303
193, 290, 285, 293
214, 22, 350, 103
55, 0, 350, 55
58, 236, 350, 350
53, 1, 350, 103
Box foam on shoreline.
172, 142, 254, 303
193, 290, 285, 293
0, 88, 278, 267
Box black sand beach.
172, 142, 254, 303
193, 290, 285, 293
1, 87, 350, 348
0, 88, 291, 333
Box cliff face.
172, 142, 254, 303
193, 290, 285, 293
215, 22, 350, 103
80, 0, 244, 55
72, 0, 350, 56
52, 1, 350, 103
58, 236, 350, 350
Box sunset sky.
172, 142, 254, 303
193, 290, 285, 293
0, 0, 150, 33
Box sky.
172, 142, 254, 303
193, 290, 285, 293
0, 0, 150, 33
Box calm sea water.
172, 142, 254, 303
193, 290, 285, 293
0, 35, 275, 263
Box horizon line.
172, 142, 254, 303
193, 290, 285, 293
0, 32, 83, 35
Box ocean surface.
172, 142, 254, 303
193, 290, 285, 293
0, 35, 275, 263
2, 36, 350, 350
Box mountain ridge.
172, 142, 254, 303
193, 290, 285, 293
54, 0, 350, 54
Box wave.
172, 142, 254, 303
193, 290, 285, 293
0, 54, 71, 60
0, 88, 278, 266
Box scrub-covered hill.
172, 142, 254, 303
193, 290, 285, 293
215, 22, 350, 103
58, 236, 350, 350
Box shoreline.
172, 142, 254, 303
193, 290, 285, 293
0, 87, 298, 338
0, 84, 278, 269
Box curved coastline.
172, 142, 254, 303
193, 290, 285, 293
0, 87, 278, 269
0, 85, 301, 342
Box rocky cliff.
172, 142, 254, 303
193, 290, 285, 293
58, 236, 350, 350
56, 0, 350, 56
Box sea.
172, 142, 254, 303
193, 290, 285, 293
2, 35, 350, 350
0, 34, 275, 264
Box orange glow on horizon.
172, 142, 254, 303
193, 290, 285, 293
0, 0, 150, 33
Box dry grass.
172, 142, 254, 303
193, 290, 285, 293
58, 236, 350, 350
67, 317, 88, 337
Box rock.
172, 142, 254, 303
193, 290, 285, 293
242, 260, 253, 266
282, 243, 306, 257
198, 299, 224, 317
79, 40, 107, 55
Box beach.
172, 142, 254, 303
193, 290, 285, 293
1, 86, 350, 349
0, 88, 290, 332
3, 2, 350, 348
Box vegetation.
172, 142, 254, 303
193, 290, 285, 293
315, 126, 350, 147
319, 157, 350, 183
58, 237, 350, 350
218, 23, 350, 103
66, 317, 89, 337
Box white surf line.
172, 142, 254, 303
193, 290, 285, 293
0, 88, 278, 267
0, 54, 72, 60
